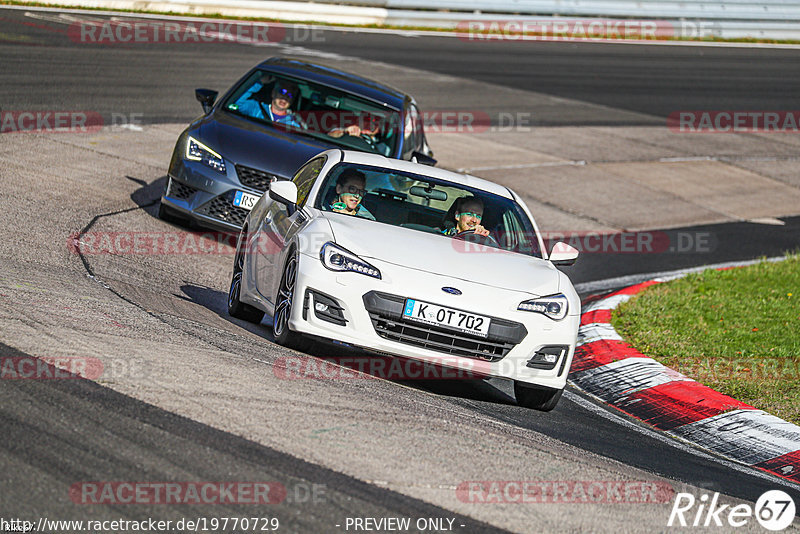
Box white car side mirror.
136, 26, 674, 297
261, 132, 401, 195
549, 242, 579, 266
269, 180, 298, 206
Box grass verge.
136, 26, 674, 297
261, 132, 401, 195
611, 254, 800, 425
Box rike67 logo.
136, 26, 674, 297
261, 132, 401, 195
668, 490, 796, 530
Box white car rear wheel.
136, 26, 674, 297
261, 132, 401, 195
228, 232, 265, 324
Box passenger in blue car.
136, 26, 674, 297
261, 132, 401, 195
233, 79, 304, 129
330, 169, 376, 220
328, 115, 391, 156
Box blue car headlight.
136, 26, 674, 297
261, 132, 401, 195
518, 294, 568, 321
186, 136, 226, 174
320, 242, 381, 279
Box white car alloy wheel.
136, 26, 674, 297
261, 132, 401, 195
273, 252, 310, 350
273, 254, 296, 339
228, 231, 265, 324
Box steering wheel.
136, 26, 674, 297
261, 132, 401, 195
359, 134, 378, 150
453, 229, 500, 248
338, 134, 375, 153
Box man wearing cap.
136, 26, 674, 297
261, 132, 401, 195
264, 81, 303, 128
233, 78, 303, 129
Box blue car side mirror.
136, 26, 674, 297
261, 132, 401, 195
195, 89, 218, 114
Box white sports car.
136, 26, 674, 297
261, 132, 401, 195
228, 149, 580, 411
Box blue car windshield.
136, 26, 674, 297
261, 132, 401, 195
224, 70, 401, 157
315, 163, 543, 258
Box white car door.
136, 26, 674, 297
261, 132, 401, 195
253, 157, 326, 306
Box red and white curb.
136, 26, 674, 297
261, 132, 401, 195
569, 279, 800, 484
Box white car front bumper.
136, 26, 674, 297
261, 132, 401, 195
289, 252, 580, 389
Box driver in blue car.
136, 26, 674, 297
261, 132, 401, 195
443, 196, 490, 237
234, 79, 304, 128
331, 169, 376, 220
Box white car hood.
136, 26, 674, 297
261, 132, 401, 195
324, 214, 560, 296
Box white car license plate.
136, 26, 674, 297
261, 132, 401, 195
403, 299, 491, 338
233, 191, 260, 210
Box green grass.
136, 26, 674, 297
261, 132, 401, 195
611, 254, 800, 425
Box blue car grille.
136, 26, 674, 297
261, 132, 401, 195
197, 196, 249, 227
236, 165, 277, 192
167, 178, 198, 200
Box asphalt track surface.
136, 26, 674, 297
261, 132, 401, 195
4, 8, 800, 126
2, 7, 800, 532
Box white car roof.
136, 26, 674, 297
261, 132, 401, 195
334, 150, 514, 200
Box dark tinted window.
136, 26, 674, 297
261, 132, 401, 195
315, 163, 542, 258
292, 157, 325, 208
224, 70, 400, 157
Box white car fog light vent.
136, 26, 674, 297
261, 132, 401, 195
526, 345, 569, 370
304, 289, 347, 327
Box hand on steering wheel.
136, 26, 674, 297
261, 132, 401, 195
453, 229, 499, 247
343, 124, 362, 136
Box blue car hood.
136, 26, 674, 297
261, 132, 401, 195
200, 111, 338, 179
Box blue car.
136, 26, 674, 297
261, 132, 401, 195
159, 56, 436, 230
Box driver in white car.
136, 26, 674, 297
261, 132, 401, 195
443, 196, 490, 237
330, 169, 376, 220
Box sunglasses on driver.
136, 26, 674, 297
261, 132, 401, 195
457, 212, 483, 220
341, 185, 367, 197
274, 87, 295, 100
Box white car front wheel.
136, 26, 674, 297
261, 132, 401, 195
514, 382, 564, 412
273, 252, 311, 351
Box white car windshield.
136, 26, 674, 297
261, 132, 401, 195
315, 163, 543, 258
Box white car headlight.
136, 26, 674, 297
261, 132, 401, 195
186, 136, 226, 174
518, 294, 568, 321
320, 242, 381, 279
